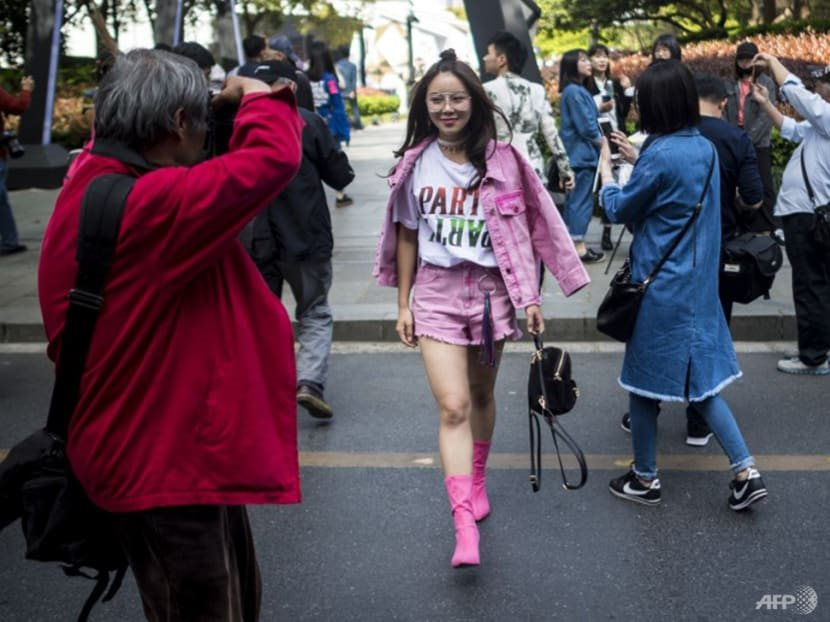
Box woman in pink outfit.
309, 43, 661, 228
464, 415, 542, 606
373, 50, 589, 568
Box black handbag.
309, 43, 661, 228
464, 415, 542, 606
0, 174, 135, 622
527, 335, 587, 491
596, 151, 715, 342
801, 150, 830, 248
719, 231, 783, 304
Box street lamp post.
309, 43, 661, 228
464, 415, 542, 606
406, 7, 418, 86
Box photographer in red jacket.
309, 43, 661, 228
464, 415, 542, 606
0, 75, 33, 255
39, 49, 302, 620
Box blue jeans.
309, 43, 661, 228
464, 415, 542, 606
629, 392, 755, 480
563, 166, 595, 240
0, 159, 21, 249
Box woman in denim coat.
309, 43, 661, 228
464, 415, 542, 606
559, 49, 604, 262
599, 61, 768, 511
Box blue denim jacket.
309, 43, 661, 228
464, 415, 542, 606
601, 129, 741, 401
559, 84, 601, 169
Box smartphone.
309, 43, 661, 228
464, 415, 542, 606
751, 65, 758, 83
599, 120, 618, 154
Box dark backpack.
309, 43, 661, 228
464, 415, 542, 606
719, 232, 783, 304
0, 174, 135, 621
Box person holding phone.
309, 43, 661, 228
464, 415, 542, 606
725, 41, 779, 233
587, 44, 632, 249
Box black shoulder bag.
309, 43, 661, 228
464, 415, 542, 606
0, 174, 135, 622
596, 151, 715, 342
527, 335, 587, 491
801, 149, 830, 248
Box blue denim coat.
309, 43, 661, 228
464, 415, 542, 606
559, 84, 601, 169
601, 129, 741, 401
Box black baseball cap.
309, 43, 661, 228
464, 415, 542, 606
736, 41, 759, 60
237, 60, 296, 85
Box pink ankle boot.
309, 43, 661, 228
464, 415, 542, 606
472, 440, 491, 521
444, 475, 480, 567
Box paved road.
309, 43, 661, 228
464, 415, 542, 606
1, 345, 827, 621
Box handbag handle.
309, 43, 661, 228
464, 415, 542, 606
528, 334, 588, 491
642, 149, 716, 287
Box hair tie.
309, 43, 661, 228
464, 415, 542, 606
439, 49, 457, 63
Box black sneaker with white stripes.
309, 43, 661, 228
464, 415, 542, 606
728, 468, 768, 511
609, 470, 661, 506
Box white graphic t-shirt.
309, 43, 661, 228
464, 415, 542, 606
393, 141, 497, 268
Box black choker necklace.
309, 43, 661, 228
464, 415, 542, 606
437, 137, 463, 153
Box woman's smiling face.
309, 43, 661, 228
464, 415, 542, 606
425, 71, 472, 141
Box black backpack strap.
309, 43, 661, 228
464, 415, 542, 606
45, 174, 135, 438
528, 335, 588, 491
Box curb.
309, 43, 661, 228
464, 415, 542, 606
2, 315, 797, 343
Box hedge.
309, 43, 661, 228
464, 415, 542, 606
358, 94, 400, 116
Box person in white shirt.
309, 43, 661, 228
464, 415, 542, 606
751, 53, 830, 376
482, 31, 574, 191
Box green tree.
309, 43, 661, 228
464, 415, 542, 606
550, 0, 752, 38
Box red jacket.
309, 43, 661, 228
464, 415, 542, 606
38, 91, 304, 512
0, 87, 31, 159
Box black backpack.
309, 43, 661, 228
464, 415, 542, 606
0, 174, 135, 621
719, 232, 783, 304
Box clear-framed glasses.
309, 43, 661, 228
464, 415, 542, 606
426, 92, 471, 110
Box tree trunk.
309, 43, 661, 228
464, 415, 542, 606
212, 5, 237, 67
792, 0, 803, 20
19, 0, 57, 142
153, 0, 179, 47
762, 0, 776, 23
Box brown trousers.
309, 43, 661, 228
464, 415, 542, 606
115, 505, 261, 622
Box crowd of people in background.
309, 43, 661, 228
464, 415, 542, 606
1, 15, 828, 617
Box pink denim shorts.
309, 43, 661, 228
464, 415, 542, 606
412, 262, 521, 346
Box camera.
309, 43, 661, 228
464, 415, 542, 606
1, 131, 25, 159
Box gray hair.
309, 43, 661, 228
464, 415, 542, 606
94, 49, 209, 150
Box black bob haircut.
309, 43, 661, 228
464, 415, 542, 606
636, 60, 700, 134
587, 43, 610, 58
695, 74, 728, 103
651, 33, 682, 61
558, 49, 588, 93
487, 31, 528, 74
173, 41, 214, 70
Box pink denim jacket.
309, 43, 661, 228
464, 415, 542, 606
373, 139, 590, 309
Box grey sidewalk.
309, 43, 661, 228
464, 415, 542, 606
0, 121, 796, 342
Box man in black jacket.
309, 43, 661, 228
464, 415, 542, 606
242, 60, 354, 419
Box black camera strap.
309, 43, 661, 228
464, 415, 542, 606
800, 148, 824, 208
46, 174, 135, 440
528, 335, 588, 492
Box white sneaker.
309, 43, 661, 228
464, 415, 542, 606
776, 357, 830, 376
